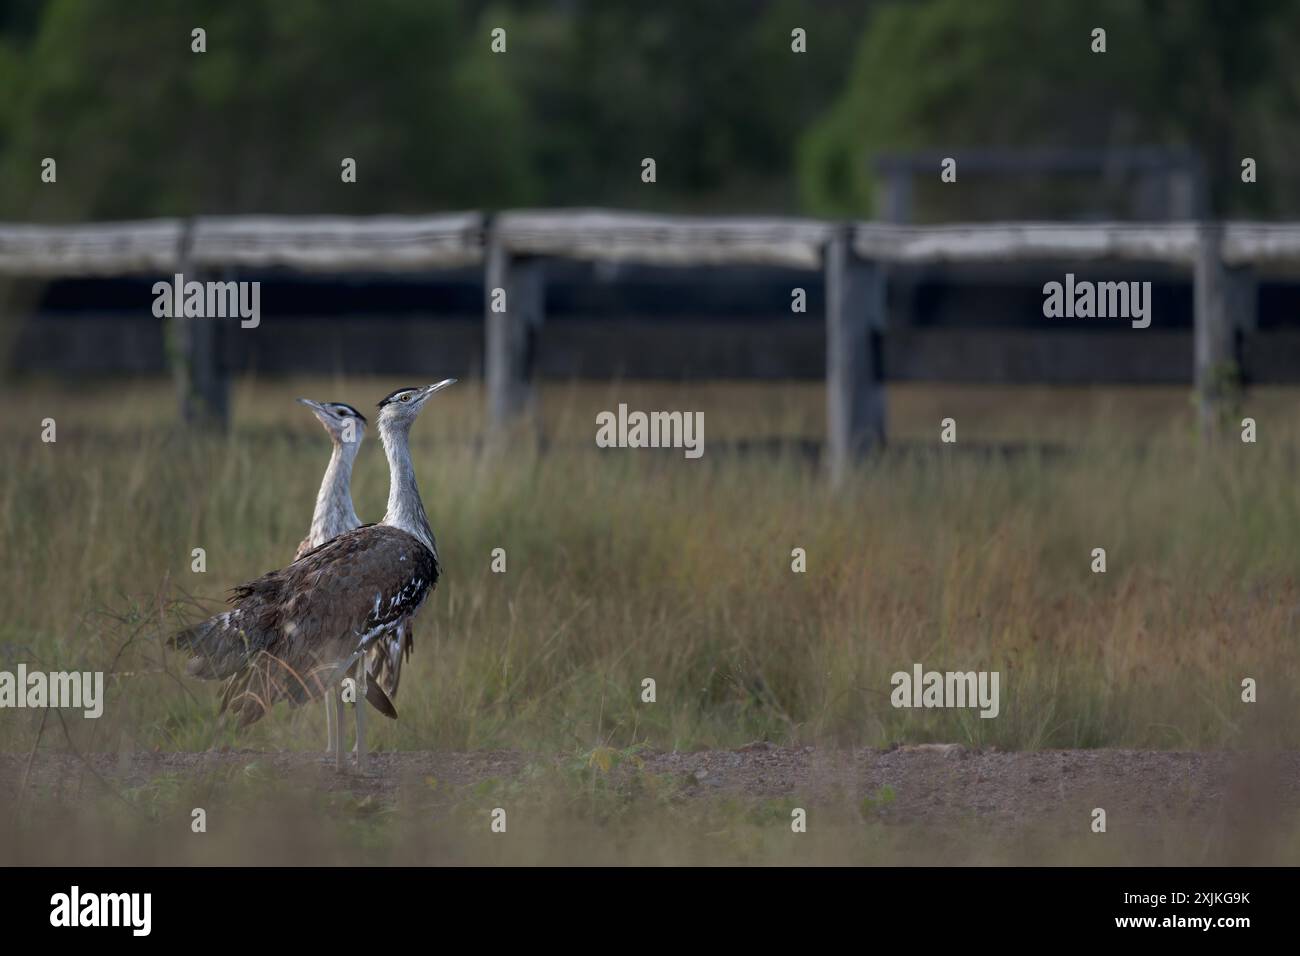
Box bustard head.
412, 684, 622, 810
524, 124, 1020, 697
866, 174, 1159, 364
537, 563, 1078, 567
376, 380, 456, 431
297, 398, 367, 445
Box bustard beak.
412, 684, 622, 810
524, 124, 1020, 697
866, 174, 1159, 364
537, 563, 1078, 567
422, 379, 457, 398
297, 398, 341, 431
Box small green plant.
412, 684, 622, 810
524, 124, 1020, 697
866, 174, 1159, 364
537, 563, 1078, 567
861, 785, 897, 816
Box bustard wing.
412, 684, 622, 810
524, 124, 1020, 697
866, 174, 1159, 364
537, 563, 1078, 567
172, 524, 439, 727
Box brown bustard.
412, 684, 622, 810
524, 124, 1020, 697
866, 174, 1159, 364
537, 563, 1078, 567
170, 380, 454, 772
294, 398, 366, 763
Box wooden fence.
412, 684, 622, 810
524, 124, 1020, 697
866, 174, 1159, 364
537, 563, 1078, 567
3, 212, 1300, 480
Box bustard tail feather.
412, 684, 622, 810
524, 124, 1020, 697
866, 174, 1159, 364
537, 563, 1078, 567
364, 677, 398, 720
325, 645, 400, 719
216, 655, 396, 727
215, 650, 339, 728
168, 611, 257, 681
171, 604, 327, 728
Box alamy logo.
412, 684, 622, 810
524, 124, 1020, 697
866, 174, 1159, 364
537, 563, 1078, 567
0, 665, 103, 718
1042, 273, 1151, 329
152, 273, 261, 328
890, 663, 1000, 718
50, 886, 151, 936
595, 404, 704, 459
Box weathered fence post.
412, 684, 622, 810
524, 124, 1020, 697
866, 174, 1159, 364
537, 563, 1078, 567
185, 290, 229, 428
169, 222, 229, 429
484, 222, 543, 436
1227, 262, 1258, 340
1193, 222, 1236, 436
825, 226, 886, 483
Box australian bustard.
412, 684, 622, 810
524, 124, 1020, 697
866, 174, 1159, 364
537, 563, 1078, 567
295, 397, 421, 766
294, 398, 365, 762
170, 380, 454, 773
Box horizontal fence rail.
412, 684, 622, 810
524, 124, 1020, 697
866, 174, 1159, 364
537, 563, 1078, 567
495, 210, 833, 269
1221, 223, 1300, 269
190, 214, 484, 272
4, 212, 1300, 479
6, 215, 1300, 276
0, 220, 186, 275
852, 222, 1205, 265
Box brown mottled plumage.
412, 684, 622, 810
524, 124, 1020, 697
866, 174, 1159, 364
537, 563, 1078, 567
175, 525, 437, 728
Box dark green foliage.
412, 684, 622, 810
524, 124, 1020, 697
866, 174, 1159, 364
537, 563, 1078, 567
2, 1, 1298, 219
801, 0, 1300, 218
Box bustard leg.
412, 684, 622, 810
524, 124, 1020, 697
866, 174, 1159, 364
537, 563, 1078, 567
355, 665, 368, 774
332, 686, 344, 772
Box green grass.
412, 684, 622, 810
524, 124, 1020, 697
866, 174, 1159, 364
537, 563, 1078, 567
1, 376, 1297, 758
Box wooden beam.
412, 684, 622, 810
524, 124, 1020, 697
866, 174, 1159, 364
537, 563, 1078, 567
1194, 223, 1236, 436
1228, 264, 1258, 334
485, 228, 543, 433
183, 291, 229, 428
1222, 222, 1300, 272
853, 222, 1202, 266
190, 214, 483, 272
825, 227, 886, 483
170, 303, 229, 429
496, 210, 831, 270
0, 220, 183, 276
9, 217, 1300, 277
167, 225, 229, 429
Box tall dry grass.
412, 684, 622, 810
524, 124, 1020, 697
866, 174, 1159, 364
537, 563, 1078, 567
1, 377, 1297, 757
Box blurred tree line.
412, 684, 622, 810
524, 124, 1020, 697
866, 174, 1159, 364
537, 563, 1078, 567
1, 0, 1298, 221
801, 0, 1300, 219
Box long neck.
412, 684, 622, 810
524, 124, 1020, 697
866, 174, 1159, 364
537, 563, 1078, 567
310, 439, 361, 544
380, 421, 436, 554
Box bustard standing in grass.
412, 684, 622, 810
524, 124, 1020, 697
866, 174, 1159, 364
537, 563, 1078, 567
295, 397, 423, 763
294, 398, 366, 760
170, 380, 454, 773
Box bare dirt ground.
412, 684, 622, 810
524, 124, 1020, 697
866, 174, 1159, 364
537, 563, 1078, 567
4, 746, 1298, 832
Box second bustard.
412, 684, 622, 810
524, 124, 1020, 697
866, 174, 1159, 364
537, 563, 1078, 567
294, 397, 365, 762
170, 380, 454, 772
295, 397, 420, 764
